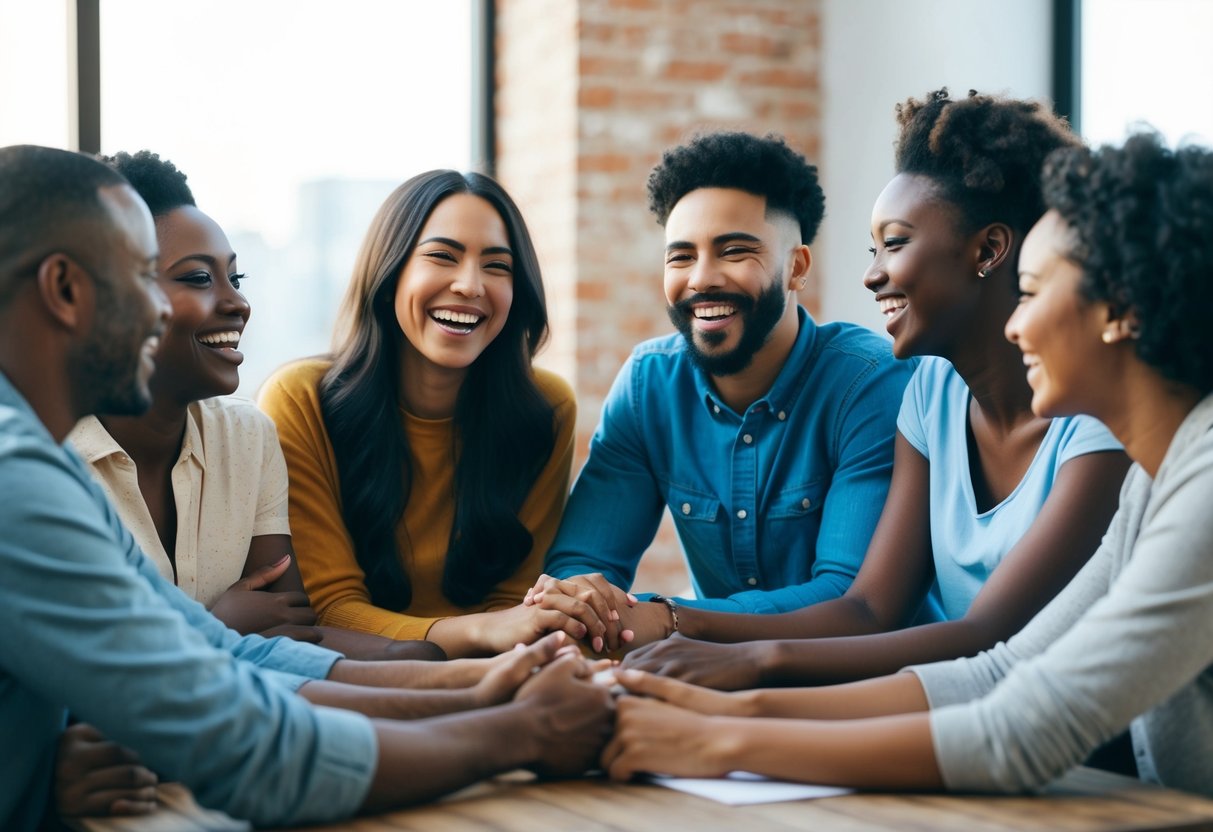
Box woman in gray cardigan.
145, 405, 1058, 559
601, 131, 1213, 798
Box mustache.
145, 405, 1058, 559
669, 292, 756, 318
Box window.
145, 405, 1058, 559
98, 0, 475, 394
1078, 0, 1213, 147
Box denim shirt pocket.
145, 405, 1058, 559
764, 480, 827, 570
667, 484, 725, 562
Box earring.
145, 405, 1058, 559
1102, 330, 1116, 344
978, 268, 989, 278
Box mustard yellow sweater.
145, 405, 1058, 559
257, 358, 576, 640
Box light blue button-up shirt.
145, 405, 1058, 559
0, 372, 375, 830
546, 307, 914, 612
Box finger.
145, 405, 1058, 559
533, 594, 607, 651
62, 722, 105, 743
262, 624, 323, 643
233, 554, 292, 591
275, 591, 314, 608
60, 738, 144, 774
280, 605, 319, 626
611, 668, 684, 702
108, 796, 159, 816
79, 762, 158, 793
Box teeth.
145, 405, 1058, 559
431, 309, 483, 325
198, 331, 240, 346
879, 297, 908, 317
694, 305, 736, 319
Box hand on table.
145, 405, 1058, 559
622, 633, 762, 690
472, 632, 583, 707
516, 653, 616, 778
523, 572, 638, 653
55, 722, 158, 817
210, 555, 318, 637
601, 694, 730, 781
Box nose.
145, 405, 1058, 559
1004, 303, 1023, 345
450, 263, 485, 298
862, 255, 887, 295
217, 276, 251, 321
148, 280, 171, 327
686, 257, 724, 294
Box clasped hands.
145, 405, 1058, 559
521, 572, 677, 654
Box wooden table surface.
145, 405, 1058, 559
68, 767, 1213, 832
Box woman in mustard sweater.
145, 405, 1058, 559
259, 170, 593, 658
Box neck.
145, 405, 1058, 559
710, 300, 800, 413
0, 316, 79, 442
1090, 365, 1201, 478
947, 331, 1039, 433
99, 395, 188, 468
399, 347, 467, 419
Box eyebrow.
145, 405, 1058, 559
418, 237, 513, 257
666, 231, 762, 252
877, 220, 915, 234
165, 252, 237, 272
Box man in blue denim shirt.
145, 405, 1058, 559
0, 146, 611, 830
535, 133, 913, 648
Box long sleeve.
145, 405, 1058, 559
0, 425, 375, 828
911, 398, 1213, 797
260, 360, 575, 640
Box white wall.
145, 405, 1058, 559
817, 0, 1053, 331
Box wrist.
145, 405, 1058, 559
648, 595, 679, 639
755, 640, 788, 686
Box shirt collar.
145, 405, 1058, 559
66, 403, 206, 471
695, 305, 818, 418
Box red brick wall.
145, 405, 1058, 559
496, 0, 823, 595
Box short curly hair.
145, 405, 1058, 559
895, 88, 1079, 233
99, 150, 195, 218
647, 131, 825, 245
1043, 132, 1213, 394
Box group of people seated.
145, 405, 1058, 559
2, 86, 1211, 830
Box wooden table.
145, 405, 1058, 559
67, 767, 1213, 831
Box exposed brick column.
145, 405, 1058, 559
496, 0, 823, 594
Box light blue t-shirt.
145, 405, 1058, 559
898, 357, 1122, 622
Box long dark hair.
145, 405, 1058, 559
321, 170, 555, 609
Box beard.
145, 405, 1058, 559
667, 278, 787, 376
69, 276, 155, 418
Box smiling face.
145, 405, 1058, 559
863, 174, 984, 359
393, 193, 514, 375
71, 184, 169, 417
1005, 210, 1111, 418
149, 205, 250, 405
662, 187, 803, 376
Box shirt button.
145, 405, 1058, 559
777, 411, 787, 421
713, 404, 721, 414
747, 577, 758, 586
802, 497, 811, 509
681, 503, 691, 515
736, 509, 747, 519
743, 434, 753, 444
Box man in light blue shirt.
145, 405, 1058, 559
0, 145, 612, 830
535, 133, 913, 647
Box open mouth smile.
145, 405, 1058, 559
430, 308, 486, 335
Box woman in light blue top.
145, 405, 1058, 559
605, 130, 1213, 800
623, 89, 1127, 690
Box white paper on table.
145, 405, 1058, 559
646, 770, 854, 805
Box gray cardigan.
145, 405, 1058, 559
911, 393, 1213, 797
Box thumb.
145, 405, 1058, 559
612, 668, 673, 701
231, 554, 292, 591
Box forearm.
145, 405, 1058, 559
742, 670, 930, 720
713, 711, 941, 790
298, 678, 480, 719
326, 657, 485, 689
678, 594, 886, 644
754, 619, 1003, 686
361, 703, 539, 811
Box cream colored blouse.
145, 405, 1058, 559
68, 397, 292, 607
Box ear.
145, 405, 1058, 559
35, 253, 93, 332
787, 244, 812, 292
975, 223, 1014, 278
1100, 306, 1141, 345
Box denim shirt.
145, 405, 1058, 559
0, 373, 375, 830
546, 307, 914, 612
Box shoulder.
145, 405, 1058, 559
257, 358, 332, 420
533, 367, 576, 411
815, 320, 899, 367
194, 396, 280, 442
628, 331, 690, 368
